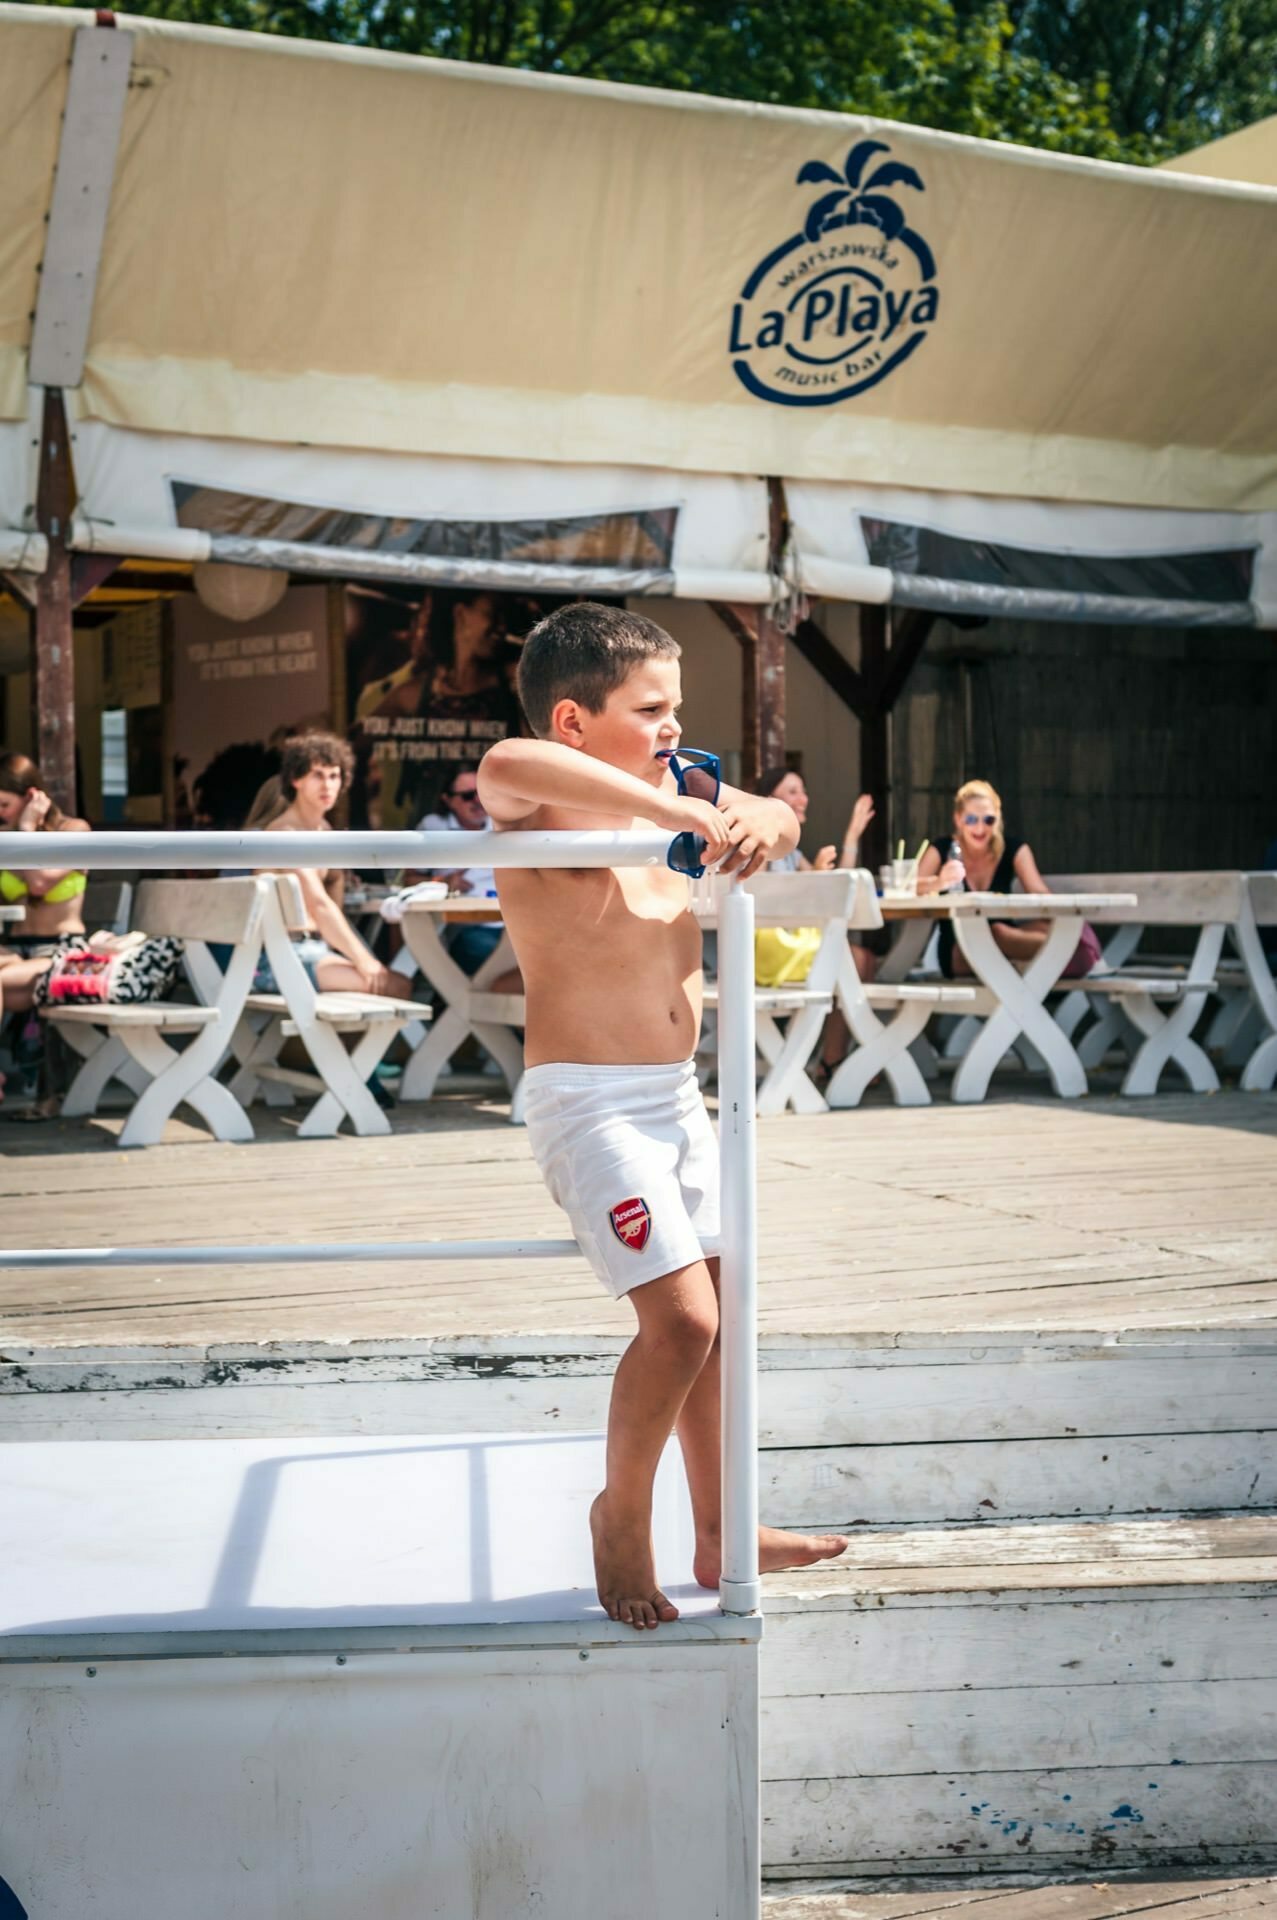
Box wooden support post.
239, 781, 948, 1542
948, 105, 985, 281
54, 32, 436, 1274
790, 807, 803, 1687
710, 602, 761, 787
759, 478, 787, 775
30, 389, 77, 812
710, 479, 789, 787
756, 609, 786, 775
858, 606, 890, 875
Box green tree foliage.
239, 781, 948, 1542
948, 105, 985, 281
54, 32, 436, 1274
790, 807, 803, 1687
1003, 0, 1277, 152
23, 0, 1272, 163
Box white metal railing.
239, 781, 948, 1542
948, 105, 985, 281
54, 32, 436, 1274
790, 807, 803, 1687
0, 827, 761, 1616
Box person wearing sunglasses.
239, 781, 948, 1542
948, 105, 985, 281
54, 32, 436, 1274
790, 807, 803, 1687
409, 764, 525, 1006
916, 777, 1054, 979
478, 601, 847, 1631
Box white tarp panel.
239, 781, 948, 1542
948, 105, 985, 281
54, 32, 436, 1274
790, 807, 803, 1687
68, 421, 773, 601
6, 12, 1277, 514
788, 480, 1277, 627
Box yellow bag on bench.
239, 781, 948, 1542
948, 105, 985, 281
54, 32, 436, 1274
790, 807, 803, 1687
754, 926, 822, 988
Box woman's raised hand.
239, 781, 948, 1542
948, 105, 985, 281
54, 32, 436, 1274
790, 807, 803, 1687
17, 787, 51, 831
847, 793, 875, 843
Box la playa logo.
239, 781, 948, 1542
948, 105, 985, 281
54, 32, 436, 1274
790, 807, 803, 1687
729, 138, 940, 407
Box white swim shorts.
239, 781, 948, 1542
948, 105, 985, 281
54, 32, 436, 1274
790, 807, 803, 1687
521, 1058, 721, 1300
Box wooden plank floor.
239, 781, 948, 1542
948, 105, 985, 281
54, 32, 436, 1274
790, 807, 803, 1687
1, 1086, 1275, 1347
761, 1874, 1276, 1916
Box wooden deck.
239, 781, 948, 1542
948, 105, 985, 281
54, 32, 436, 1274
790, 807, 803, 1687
762, 1873, 1276, 1915
2, 1086, 1275, 1346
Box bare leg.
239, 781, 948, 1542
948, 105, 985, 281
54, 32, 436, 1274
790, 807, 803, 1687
593, 1258, 720, 1629
314, 958, 415, 998
677, 1261, 848, 1591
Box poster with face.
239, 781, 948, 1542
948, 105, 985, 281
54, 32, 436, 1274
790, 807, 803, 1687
344, 587, 540, 829
171, 585, 331, 829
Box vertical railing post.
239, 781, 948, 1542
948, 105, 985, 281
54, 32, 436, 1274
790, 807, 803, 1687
716, 880, 760, 1615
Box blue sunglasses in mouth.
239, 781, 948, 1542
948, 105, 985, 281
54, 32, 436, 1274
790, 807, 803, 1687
658, 747, 722, 878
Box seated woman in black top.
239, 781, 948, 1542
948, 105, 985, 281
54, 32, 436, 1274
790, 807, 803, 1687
916, 778, 1051, 978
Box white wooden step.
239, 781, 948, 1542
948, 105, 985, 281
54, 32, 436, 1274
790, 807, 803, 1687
760, 1516, 1277, 1882
7, 1333, 1273, 1532
762, 1872, 1277, 1916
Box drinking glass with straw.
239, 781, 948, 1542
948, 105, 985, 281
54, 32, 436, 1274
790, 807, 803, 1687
890, 838, 929, 893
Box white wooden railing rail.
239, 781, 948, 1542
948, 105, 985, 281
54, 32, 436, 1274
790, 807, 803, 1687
0, 827, 761, 1616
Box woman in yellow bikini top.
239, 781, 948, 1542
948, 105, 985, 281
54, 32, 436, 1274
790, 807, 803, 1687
0, 867, 87, 908
0, 755, 92, 1098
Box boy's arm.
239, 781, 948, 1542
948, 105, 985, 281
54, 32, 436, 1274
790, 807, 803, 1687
478, 739, 733, 860
714, 784, 800, 881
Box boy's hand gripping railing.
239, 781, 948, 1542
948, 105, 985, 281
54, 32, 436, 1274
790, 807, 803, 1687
0, 827, 761, 1617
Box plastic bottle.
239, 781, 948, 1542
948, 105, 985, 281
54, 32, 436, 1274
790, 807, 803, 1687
946, 833, 966, 893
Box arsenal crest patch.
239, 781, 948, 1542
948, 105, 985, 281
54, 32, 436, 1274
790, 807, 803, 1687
609, 1196, 652, 1253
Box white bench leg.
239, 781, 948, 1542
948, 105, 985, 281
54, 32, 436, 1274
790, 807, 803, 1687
1205, 987, 1250, 1054
1242, 1032, 1277, 1092
1119, 923, 1225, 1097
1053, 986, 1090, 1041
57, 1030, 148, 1117
941, 1013, 980, 1061
754, 1006, 828, 1115
471, 1020, 526, 1101
908, 1032, 941, 1081
828, 999, 933, 1109
118, 1026, 255, 1148
950, 916, 1088, 1103
228, 1012, 296, 1109
1119, 990, 1220, 1096
1076, 1000, 1137, 1069
1229, 902, 1277, 1093
398, 1003, 469, 1101
294, 1023, 394, 1138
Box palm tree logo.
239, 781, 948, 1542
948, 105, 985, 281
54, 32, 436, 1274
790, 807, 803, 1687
796, 139, 936, 280
728, 135, 940, 406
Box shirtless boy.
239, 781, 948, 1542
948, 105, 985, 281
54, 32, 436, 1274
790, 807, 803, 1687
478, 604, 847, 1630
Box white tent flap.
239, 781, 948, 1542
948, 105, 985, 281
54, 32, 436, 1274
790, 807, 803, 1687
68, 422, 773, 602
788, 480, 1277, 627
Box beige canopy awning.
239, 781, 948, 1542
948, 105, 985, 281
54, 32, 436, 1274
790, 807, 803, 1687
3, 5, 1277, 519
1162, 113, 1277, 189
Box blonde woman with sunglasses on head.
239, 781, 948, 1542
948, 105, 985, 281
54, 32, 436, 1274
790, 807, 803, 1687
916, 778, 1054, 980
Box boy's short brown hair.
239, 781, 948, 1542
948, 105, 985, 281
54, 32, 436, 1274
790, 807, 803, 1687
279, 730, 353, 800
518, 602, 680, 739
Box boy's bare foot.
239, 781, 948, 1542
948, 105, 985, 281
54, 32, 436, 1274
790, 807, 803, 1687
590, 1493, 680, 1630
692, 1526, 848, 1590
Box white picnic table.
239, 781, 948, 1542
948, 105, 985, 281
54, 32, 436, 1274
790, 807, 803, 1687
866, 890, 1138, 1103
397, 895, 525, 1109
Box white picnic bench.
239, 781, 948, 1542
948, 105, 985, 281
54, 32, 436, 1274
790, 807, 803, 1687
1046, 871, 1245, 1096
43, 877, 266, 1148
228, 875, 427, 1138
699, 871, 976, 1114
868, 889, 1138, 1102
396, 894, 525, 1109
1234, 872, 1277, 1092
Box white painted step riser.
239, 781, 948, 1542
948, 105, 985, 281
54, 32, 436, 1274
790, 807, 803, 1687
762, 1589, 1277, 1696
762, 1761, 1277, 1877
9, 1399, 1270, 1530
764, 1433, 1277, 1529
7, 1347, 1274, 1533
7, 1344, 1275, 1449
762, 1676, 1277, 1777
759, 1582, 1277, 1878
